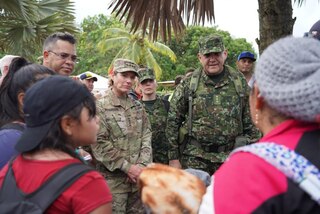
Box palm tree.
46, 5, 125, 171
98, 28, 176, 79
0, 0, 77, 58
108, 0, 308, 53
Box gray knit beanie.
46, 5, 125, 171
255, 36, 320, 122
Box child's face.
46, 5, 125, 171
70, 107, 99, 146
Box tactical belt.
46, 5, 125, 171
190, 139, 234, 153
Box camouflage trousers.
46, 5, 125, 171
181, 155, 223, 175
112, 190, 145, 214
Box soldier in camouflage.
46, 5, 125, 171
138, 67, 170, 164
166, 35, 260, 175
91, 59, 152, 214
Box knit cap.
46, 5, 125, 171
255, 36, 320, 122
307, 19, 320, 40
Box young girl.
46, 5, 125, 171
0, 57, 55, 169
0, 76, 112, 213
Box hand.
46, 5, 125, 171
125, 176, 135, 184
127, 165, 143, 183
169, 159, 182, 169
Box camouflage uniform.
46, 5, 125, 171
166, 35, 260, 175
92, 59, 152, 214
138, 67, 170, 164
141, 96, 169, 164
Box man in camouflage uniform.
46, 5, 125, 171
91, 59, 152, 214
166, 35, 259, 175
138, 67, 170, 164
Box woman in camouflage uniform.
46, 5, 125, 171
92, 59, 152, 214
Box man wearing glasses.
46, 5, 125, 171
42, 32, 77, 76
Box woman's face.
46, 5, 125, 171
70, 107, 100, 146
111, 71, 137, 97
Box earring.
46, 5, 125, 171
255, 110, 259, 125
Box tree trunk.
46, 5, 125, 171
257, 0, 296, 54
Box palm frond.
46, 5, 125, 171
144, 47, 162, 78
107, 46, 132, 73
0, 0, 77, 57
131, 40, 142, 64
108, 0, 215, 42
98, 37, 130, 52
145, 39, 177, 62
0, 0, 38, 24
102, 28, 132, 38
293, 0, 305, 7
37, 0, 75, 18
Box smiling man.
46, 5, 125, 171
42, 32, 77, 76
166, 35, 259, 175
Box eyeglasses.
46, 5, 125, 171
48, 51, 78, 62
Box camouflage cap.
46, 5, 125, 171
198, 35, 225, 55
138, 67, 155, 83
113, 58, 139, 75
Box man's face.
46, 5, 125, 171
197, 50, 227, 76
236, 58, 255, 74
82, 79, 95, 92
140, 79, 157, 96
43, 40, 76, 76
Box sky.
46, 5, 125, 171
74, 0, 320, 53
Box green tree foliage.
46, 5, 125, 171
156, 26, 255, 81
97, 28, 176, 79
75, 14, 125, 75
0, 0, 77, 59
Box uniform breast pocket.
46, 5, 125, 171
222, 94, 241, 117
193, 93, 210, 117
108, 114, 127, 140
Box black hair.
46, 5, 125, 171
33, 90, 97, 161
43, 32, 76, 51
0, 57, 56, 127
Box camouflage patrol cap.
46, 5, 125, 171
113, 58, 139, 75
198, 35, 225, 54
138, 67, 155, 83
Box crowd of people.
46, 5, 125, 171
0, 19, 319, 214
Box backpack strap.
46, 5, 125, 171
226, 65, 245, 133
162, 98, 170, 113
0, 158, 94, 211
230, 142, 320, 205
187, 68, 201, 135
29, 163, 94, 210
0, 159, 20, 202
0, 122, 25, 132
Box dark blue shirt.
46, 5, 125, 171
0, 129, 23, 169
